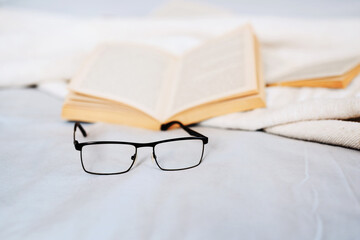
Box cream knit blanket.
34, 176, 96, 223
201, 77, 360, 149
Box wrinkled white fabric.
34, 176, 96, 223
265, 120, 360, 149
1, 7, 360, 86
201, 75, 360, 149
1, 88, 360, 240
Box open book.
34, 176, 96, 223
266, 58, 360, 88
62, 25, 265, 129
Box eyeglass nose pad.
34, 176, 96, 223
131, 153, 137, 161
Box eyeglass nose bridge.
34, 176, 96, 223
131, 145, 157, 162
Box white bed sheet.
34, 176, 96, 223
1, 88, 359, 240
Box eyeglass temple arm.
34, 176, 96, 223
73, 122, 87, 142
161, 121, 208, 144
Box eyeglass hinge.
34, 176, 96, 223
74, 140, 82, 151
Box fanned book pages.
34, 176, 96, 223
62, 25, 265, 129
266, 58, 360, 89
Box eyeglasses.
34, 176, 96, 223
73, 121, 208, 175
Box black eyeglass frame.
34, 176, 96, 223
73, 121, 208, 175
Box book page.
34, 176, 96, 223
167, 25, 258, 117
267, 56, 360, 84
70, 43, 177, 120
